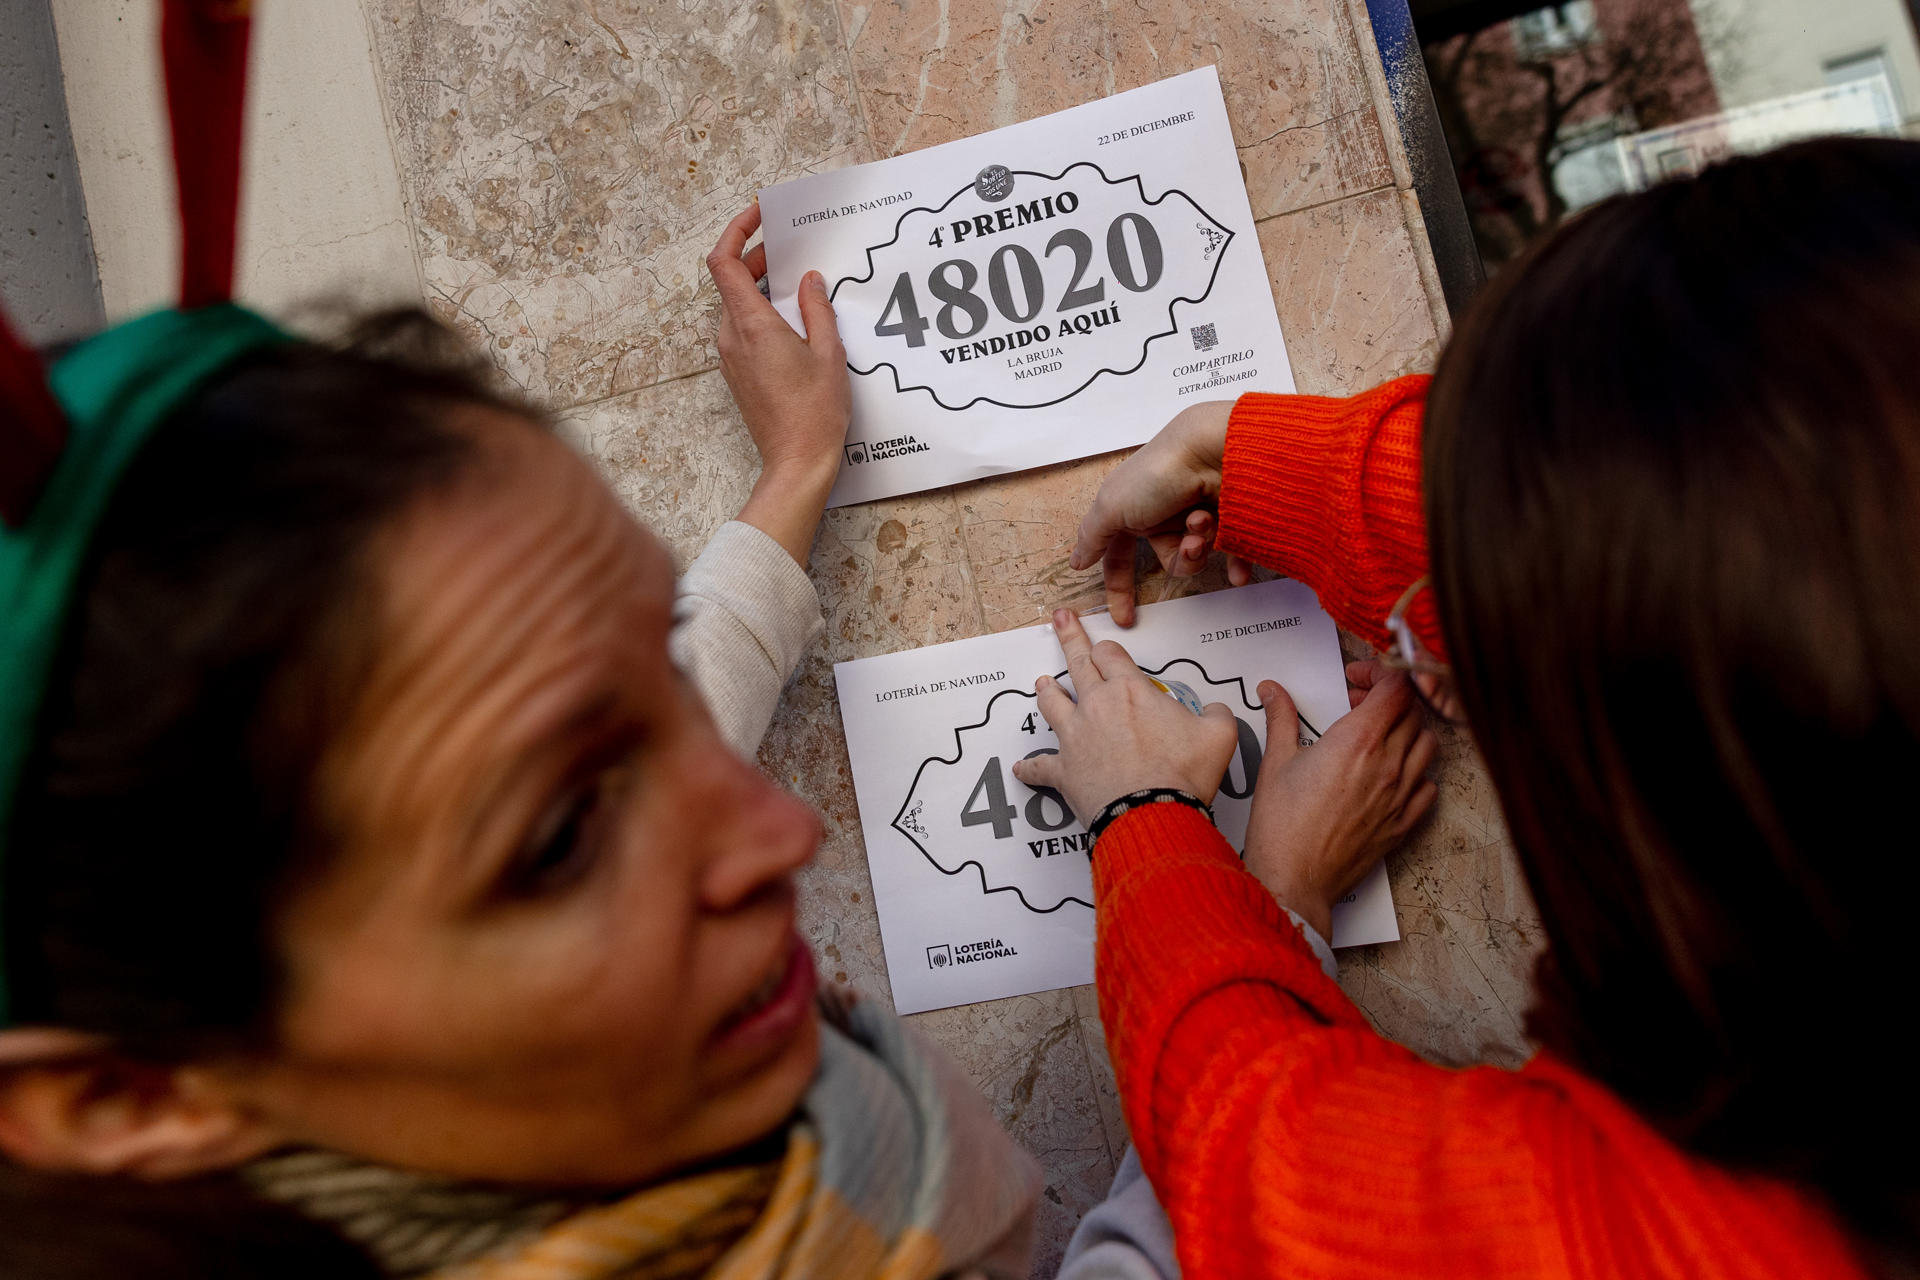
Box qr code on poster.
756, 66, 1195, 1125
1190, 323, 1218, 352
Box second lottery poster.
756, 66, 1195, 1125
759, 66, 1296, 507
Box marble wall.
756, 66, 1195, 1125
362, 0, 1540, 1268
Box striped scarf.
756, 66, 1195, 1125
250, 990, 1040, 1280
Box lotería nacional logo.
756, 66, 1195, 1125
844, 441, 868, 466
867, 434, 930, 461
927, 939, 1018, 969
953, 938, 1019, 964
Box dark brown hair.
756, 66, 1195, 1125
0, 1164, 380, 1279
5, 310, 529, 1056
1426, 136, 1920, 1252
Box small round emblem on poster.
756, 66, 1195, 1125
974, 164, 1015, 202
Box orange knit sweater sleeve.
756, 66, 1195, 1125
1093, 802, 1869, 1280
1215, 376, 1441, 656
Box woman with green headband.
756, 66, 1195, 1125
3, 6, 1196, 1275
0, 202, 1054, 1275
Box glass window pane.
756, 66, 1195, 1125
1419, 0, 1920, 271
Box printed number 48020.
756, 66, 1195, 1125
874, 214, 1164, 348
957, 716, 1264, 840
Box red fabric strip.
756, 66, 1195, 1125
161, 0, 255, 308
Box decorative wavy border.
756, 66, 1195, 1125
887, 657, 1322, 914
830, 161, 1237, 413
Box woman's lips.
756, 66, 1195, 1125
711, 934, 816, 1059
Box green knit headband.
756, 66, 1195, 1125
0, 304, 289, 1027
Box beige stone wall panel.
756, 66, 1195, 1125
954, 453, 1122, 633
558, 369, 763, 568
1339, 725, 1541, 1066
837, 0, 1393, 219
1257, 187, 1443, 395
364, 0, 875, 407
1068, 983, 1133, 1166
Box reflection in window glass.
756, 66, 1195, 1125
1552, 115, 1634, 210
1615, 77, 1902, 187
1420, 0, 1920, 270
1512, 2, 1601, 59
1826, 48, 1907, 113
1826, 48, 1893, 86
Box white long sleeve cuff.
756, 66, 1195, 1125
672, 521, 825, 757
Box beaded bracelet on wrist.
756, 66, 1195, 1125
1087, 788, 1216, 846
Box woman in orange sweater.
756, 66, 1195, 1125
1019, 136, 1919, 1278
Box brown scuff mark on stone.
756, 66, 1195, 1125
874, 518, 910, 553
584, 0, 633, 58
1008, 1017, 1080, 1123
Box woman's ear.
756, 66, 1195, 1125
0, 1029, 283, 1179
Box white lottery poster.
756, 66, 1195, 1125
834, 580, 1398, 1015
760, 67, 1295, 508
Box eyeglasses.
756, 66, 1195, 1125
1378, 575, 1462, 723
1381, 576, 1447, 675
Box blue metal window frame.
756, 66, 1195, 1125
1363, 0, 1486, 314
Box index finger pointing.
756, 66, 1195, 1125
1051, 608, 1103, 685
